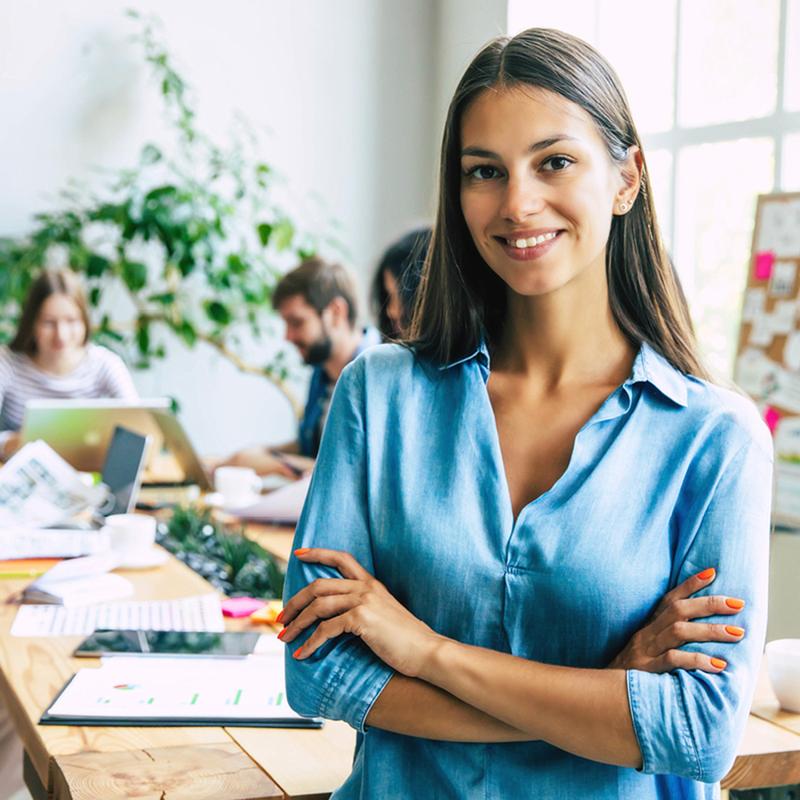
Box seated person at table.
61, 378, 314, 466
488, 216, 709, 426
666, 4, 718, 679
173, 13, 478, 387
222, 257, 380, 477
0, 268, 138, 461
371, 227, 431, 340
0, 268, 138, 794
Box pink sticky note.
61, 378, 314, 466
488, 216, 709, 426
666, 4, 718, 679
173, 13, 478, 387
754, 251, 775, 281
221, 597, 267, 618
764, 405, 781, 435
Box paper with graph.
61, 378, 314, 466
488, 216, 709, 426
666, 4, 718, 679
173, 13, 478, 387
42, 654, 319, 727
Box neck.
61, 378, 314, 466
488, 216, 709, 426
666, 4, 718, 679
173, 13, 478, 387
495, 263, 635, 391
32, 347, 85, 376
324, 327, 363, 381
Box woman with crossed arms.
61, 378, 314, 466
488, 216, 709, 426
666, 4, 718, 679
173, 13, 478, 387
278, 28, 771, 799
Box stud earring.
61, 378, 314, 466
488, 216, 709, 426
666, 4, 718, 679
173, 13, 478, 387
618, 201, 630, 213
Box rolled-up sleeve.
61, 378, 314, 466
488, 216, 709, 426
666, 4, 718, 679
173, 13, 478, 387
627, 423, 773, 782
283, 357, 394, 731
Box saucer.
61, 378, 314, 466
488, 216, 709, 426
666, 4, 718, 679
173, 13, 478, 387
224, 493, 261, 511
114, 546, 169, 570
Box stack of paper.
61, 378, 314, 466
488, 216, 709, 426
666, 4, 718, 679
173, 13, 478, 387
0, 527, 110, 560
21, 554, 132, 606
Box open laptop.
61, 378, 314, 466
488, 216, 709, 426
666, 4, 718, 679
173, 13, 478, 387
21, 399, 212, 490
100, 426, 150, 516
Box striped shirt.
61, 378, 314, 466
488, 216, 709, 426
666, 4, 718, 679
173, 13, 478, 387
0, 344, 138, 436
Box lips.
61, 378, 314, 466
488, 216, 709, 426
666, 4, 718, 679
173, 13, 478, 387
495, 230, 563, 261
497, 230, 562, 249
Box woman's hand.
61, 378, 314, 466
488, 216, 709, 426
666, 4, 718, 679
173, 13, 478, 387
1, 432, 21, 461
278, 548, 443, 678
608, 567, 746, 673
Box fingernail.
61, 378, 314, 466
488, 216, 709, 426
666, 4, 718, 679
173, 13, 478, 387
726, 625, 745, 637
294, 548, 310, 556
697, 568, 716, 580
277, 627, 287, 640
710, 657, 727, 670
726, 598, 745, 610
275, 610, 285, 624
293, 646, 304, 659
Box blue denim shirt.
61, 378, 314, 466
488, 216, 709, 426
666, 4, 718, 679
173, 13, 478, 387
298, 326, 381, 457
284, 341, 772, 799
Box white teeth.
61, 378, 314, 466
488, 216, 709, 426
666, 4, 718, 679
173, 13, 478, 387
507, 232, 558, 248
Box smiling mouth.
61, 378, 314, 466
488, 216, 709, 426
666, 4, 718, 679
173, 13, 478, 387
497, 231, 561, 249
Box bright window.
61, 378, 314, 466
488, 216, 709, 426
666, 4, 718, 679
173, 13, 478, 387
507, 0, 800, 378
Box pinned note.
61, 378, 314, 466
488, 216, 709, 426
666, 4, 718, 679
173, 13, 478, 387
765, 406, 781, 435
770, 261, 798, 297
754, 251, 776, 281
785, 331, 800, 371
742, 288, 766, 322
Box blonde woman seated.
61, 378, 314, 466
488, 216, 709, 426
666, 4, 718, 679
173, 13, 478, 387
0, 268, 137, 459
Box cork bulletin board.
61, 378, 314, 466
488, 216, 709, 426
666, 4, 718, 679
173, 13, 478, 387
734, 191, 800, 525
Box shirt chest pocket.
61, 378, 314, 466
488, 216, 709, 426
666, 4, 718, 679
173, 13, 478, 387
501, 561, 669, 668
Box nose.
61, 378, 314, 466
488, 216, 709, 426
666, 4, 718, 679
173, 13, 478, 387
499, 173, 544, 223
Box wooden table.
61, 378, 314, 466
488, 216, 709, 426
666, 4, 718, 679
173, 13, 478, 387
0, 536, 355, 800
2, 522, 800, 798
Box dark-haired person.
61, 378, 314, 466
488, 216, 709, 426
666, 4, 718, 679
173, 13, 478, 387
221, 257, 380, 477
277, 28, 771, 799
371, 228, 431, 339
0, 269, 137, 461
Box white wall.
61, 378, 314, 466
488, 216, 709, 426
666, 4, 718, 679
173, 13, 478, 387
0, 0, 438, 453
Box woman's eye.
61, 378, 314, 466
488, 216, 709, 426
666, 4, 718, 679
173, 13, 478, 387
542, 155, 573, 172
464, 165, 501, 181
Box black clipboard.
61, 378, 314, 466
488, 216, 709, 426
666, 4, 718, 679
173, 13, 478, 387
39, 672, 323, 729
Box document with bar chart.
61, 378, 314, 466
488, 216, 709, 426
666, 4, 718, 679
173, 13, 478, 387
40, 655, 321, 728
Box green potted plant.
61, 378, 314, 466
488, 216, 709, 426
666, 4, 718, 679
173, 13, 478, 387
0, 11, 330, 414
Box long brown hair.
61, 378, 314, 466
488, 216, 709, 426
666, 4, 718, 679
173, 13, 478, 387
408, 28, 708, 380
9, 269, 91, 356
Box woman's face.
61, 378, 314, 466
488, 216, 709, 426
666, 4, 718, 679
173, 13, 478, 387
459, 85, 636, 298
34, 293, 86, 358
382, 269, 403, 334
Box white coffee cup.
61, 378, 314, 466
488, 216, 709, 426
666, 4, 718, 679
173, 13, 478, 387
215, 466, 261, 507
766, 639, 800, 712
103, 513, 157, 564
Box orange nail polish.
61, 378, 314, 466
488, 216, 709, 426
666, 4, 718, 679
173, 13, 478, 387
710, 658, 727, 670
697, 568, 715, 580
726, 598, 745, 610
277, 627, 287, 640
294, 548, 310, 556
725, 626, 745, 637
293, 646, 304, 659
275, 610, 285, 624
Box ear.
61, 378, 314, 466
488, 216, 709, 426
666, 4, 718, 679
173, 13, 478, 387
324, 296, 350, 328
613, 146, 643, 217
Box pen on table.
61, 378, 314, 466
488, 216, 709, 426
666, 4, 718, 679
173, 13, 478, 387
268, 450, 305, 478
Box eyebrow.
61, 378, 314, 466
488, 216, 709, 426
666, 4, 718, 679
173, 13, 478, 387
461, 135, 578, 159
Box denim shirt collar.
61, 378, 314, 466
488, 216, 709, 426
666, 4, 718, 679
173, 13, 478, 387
439, 339, 688, 408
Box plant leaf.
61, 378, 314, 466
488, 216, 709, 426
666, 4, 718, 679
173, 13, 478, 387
204, 300, 232, 325
256, 222, 272, 247
122, 260, 148, 291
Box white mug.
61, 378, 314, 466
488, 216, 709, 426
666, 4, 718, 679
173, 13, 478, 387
766, 639, 800, 712
103, 513, 157, 561
214, 466, 261, 507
